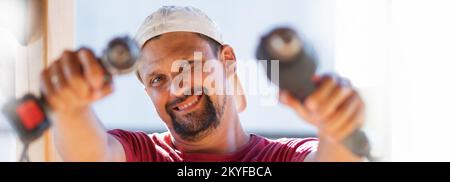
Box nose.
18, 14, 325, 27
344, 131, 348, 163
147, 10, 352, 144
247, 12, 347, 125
170, 81, 190, 97
169, 70, 194, 97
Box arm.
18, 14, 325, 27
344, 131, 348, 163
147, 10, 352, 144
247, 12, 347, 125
280, 75, 365, 162
51, 107, 125, 162
41, 49, 125, 162
304, 138, 363, 162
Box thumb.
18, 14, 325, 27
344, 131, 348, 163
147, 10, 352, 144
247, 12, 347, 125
279, 90, 310, 120
91, 84, 113, 101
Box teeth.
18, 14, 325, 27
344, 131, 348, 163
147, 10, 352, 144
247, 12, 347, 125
177, 96, 199, 110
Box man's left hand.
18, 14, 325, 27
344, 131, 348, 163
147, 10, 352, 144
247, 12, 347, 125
279, 74, 365, 161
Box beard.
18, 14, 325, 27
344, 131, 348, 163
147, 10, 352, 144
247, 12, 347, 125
165, 88, 225, 142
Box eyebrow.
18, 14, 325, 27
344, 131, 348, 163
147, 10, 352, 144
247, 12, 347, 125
143, 60, 201, 82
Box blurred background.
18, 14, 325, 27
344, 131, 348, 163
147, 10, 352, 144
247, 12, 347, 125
1, 0, 450, 162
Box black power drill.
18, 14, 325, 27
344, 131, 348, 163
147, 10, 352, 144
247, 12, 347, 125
1, 36, 140, 147
256, 27, 371, 159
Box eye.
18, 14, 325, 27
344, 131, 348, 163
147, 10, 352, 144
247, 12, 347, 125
149, 75, 166, 88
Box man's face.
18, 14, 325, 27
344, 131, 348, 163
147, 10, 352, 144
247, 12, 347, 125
138, 32, 227, 142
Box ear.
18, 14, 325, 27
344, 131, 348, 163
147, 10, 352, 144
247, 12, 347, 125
233, 76, 247, 112
219, 45, 237, 76
219, 45, 247, 113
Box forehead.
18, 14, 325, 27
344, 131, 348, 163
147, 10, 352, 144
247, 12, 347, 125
141, 32, 212, 64
138, 32, 216, 82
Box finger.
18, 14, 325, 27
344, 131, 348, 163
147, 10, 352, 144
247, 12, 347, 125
311, 74, 321, 83
77, 48, 108, 90
49, 58, 81, 111
325, 92, 361, 134
334, 105, 365, 141
305, 75, 337, 112
279, 91, 307, 115
317, 83, 353, 120
48, 60, 67, 92
40, 69, 59, 109
338, 77, 352, 88
60, 51, 90, 99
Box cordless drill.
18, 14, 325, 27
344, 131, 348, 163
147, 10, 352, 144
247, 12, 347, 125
256, 27, 371, 158
1, 36, 141, 144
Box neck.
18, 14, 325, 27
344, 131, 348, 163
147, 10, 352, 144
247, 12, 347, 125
171, 101, 249, 154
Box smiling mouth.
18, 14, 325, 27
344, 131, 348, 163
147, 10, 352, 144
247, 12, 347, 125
172, 94, 203, 112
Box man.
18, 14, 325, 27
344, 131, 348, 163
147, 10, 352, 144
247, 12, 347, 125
42, 6, 365, 162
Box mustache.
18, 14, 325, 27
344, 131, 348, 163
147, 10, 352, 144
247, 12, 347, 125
166, 87, 208, 109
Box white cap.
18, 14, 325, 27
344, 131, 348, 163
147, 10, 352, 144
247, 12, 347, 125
135, 6, 224, 48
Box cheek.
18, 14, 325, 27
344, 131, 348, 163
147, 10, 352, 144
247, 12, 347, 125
146, 89, 172, 122
214, 94, 227, 108
201, 66, 227, 96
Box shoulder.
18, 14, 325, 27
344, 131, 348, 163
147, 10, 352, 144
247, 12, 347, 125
108, 129, 151, 139
252, 134, 318, 148
273, 136, 319, 150
250, 134, 318, 162
108, 129, 174, 162
108, 129, 169, 145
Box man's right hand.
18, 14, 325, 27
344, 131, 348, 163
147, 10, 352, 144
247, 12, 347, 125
40, 48, 113, 114
40, 48, 125, 162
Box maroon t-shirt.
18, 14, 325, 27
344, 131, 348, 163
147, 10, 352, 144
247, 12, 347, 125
108, 129, 318, 162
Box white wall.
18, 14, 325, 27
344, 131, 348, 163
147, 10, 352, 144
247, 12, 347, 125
334, 0, 392, 161
0, 0, 446, 162
76, 0, 336, 136
0, 31, 17, 161
0, 0, 47, 161
389, 0, 450, 161
335, 0, 450, 161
